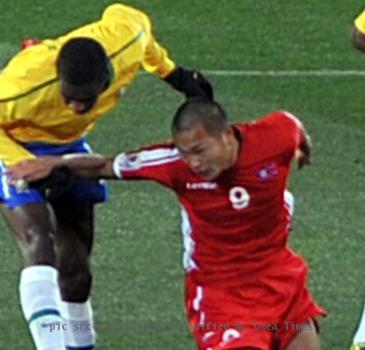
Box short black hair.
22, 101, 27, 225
171, 97, 228, 136
57, 38, 109, 86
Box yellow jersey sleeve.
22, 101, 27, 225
102, 4, 176, 77
354, 10, 365, 34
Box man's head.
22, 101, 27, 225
57, 38, 110, 114
172, 98, 240, 180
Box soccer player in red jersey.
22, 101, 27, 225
9, 98, 325, 349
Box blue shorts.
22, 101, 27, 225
0, 139, 108, 208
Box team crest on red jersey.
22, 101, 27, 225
115, 153, 141, 170
256, 163, 278, 181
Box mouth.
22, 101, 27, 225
68, 102, 94, 114
65, 96, 97, 114
73, 108, 90, 115
195, 168, 212, 179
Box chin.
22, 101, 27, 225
202, 172, 219, 181
74, 109, 90, 115
195, 168, 220, 181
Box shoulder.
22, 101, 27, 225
252, 110, 300, 128
234, 110, 299, 135
0, 42, 58, 99
76, 4, 151, 57
102, 4, 151, 33
234, 110, 301, 163
241, 111, 301, 141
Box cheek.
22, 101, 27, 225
213, 145, 229, 167
205, 147, 223, 166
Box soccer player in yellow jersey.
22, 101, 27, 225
349, 10, 365, 350
0, 3, 213, 350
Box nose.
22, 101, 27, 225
187, 155, 202, 171
68, 100, 87, 113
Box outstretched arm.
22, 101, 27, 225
8, 154, 116, 184
9, 144, 178, 190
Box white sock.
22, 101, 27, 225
60, 300, 96, 349
354, 299, 365, 345
19, 265, 65, 350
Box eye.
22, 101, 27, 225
177, 148, 187, 156
194, 148, 206, 155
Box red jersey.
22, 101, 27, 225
113, 111, 303, 287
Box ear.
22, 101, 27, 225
222, 126, 234, 140
97, 60, 113, 92
55, 56, 61, 76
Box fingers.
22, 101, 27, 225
164, 67, 214, 100
14, 178, 29, 191
7, 159, 45, 183
297, 153, 311, 170
192, 71, 214, 100
295, 149, 311, 170
6, 162, 31, 182
296, 129, 312, 170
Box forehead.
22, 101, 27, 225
173, 123, 220, 150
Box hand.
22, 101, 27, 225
164, 67, 214, 100
8, 157, 61, 183
8, 157, 76, 200
296, 130, 311, 170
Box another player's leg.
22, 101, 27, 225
52, 200, 96, 349
349, 299, 365, 350
0, 202, 65, 350
46, 137, 107, 349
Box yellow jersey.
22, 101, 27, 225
0, 3, 176, 165
355, 9, 365, 34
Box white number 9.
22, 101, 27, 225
229, 186, 250, 210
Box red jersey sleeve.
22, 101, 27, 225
112, 143, 180, 189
